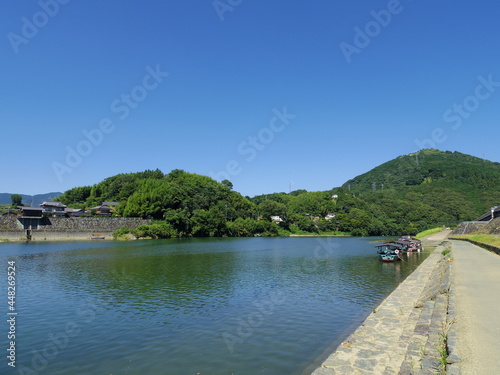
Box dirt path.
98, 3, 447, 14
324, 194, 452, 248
451, 240, 500, 374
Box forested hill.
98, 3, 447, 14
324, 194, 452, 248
344, 149, 500, 194
54, 150, 500, 237
342, 149, 500, 217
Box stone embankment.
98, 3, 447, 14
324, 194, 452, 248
311, 241, 455, 374
451, 217, 500, 236
0, 217, 151, 241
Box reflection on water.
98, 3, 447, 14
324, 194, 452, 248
0, 237, 429, 375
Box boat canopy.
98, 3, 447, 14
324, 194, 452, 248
374, 242, 402, 248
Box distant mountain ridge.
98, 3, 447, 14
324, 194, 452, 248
0, 192, 63, 207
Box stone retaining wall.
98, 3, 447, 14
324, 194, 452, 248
451, 218, 500, 236
311, 244, 454, 374
32, 231, 115, 241
451, 222, 487, 236
41, 217, 151, 231
0, 216, 19, 229
0, 230, 116, 241
0, 230, 26, 241
0, 217, 151, 241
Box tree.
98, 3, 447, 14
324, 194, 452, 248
337, 208, 372, 235
11, 194, 22, 207
297, 217, 319, 233
258, 200, 288, 222
221, 179, 233, 190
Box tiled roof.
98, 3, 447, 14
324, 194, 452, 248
40, 201, 67, 208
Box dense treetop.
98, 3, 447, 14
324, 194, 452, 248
55, 150, 500, 238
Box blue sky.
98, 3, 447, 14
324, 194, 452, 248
1, 0, 500, 197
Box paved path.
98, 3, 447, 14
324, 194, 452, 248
451, 240, 500, 374
425, 230, 452, 242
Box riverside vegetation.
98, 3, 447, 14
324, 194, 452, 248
53, 149, 500, 239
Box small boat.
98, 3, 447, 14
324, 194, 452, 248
379, 251, 400, 262
374, 242, 402, 262
375, 242, 403, 253
90, 234, 105, 240
397, 236, 422, 252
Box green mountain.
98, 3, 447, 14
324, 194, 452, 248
344, 149, 500, 198
54, 150, 500, 237
341, 149, 500, 230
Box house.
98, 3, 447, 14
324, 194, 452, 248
90, 204, 113, 216
90, 202, 120, 216
476, 206, 500, 221
65, 207, 84, 217
271, 216, 283, 224
102, 202, 119, 207
40, 201, 67, 217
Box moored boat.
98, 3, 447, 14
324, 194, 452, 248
397, 236, 422, 252
378, 251, 400, 262
374, 243, 402, 262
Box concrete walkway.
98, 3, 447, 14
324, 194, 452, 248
425, 230, 452, 242
451, 240, 500, 374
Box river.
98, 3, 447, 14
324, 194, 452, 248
0, 237, 429, 375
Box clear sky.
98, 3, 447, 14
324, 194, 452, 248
1, 1, 500, 197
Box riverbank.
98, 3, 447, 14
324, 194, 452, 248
0, 230, 115, 242
310, 240, 453, 374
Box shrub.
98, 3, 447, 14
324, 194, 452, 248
112, 227, 132, 239
131, 223, 177, 239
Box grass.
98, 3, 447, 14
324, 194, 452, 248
441, 249, 451, 256
437, 319, 456, 373
450, 234, 500, 248
415, 227, 444, 239
437, 332, 447, 373
419, 346, 426, 361
0, 239, 10, 243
